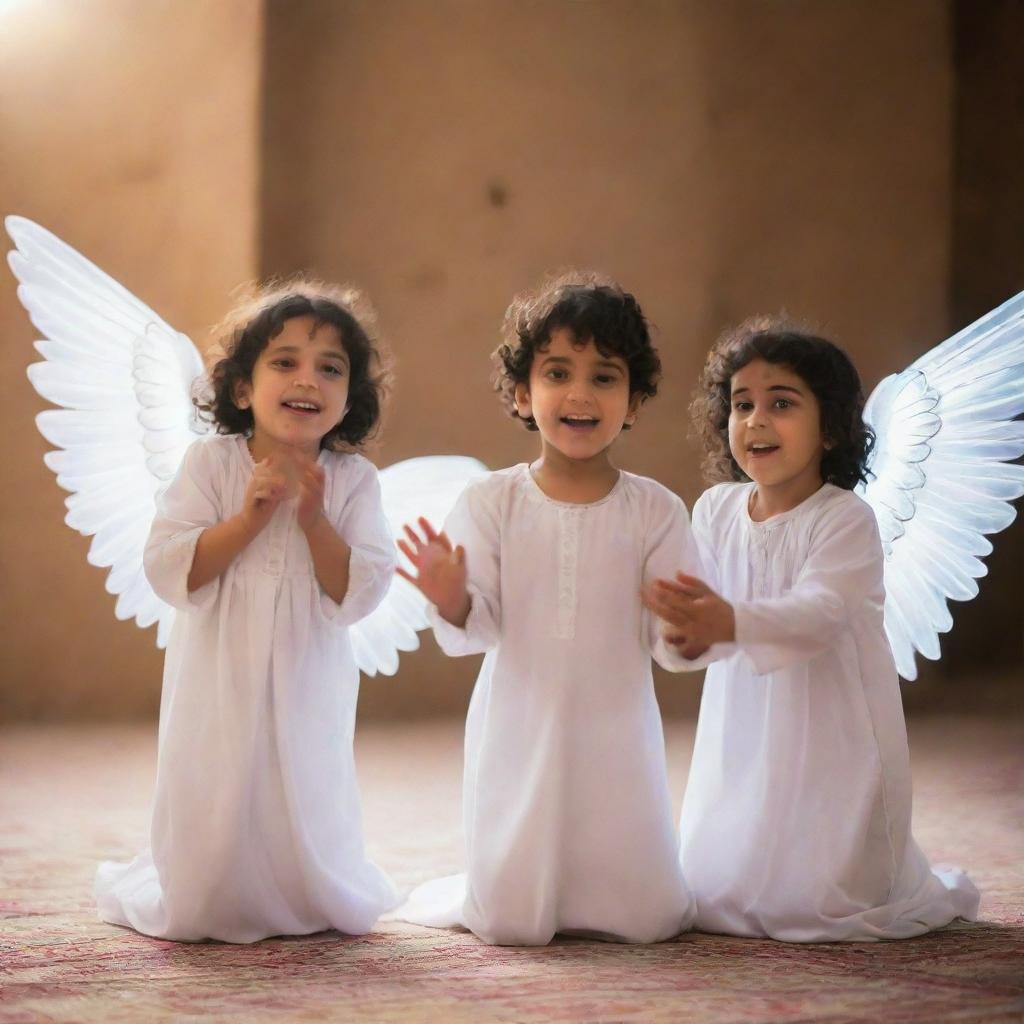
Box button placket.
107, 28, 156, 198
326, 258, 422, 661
555, 507, 580, 640
265, 510, 289, 577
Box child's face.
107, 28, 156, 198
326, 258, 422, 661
514, 328, 637, 463
728, 358, 827, 497
235, 314, 350, 460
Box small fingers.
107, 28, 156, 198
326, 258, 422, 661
654, 577, 692, 596
674, 572, 710, 596
397, 538, 418, 565
418, 517, 440, 543
402, 523, 424, 549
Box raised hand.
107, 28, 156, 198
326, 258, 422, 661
642, 572, 735, 657
396, 517, 470, 627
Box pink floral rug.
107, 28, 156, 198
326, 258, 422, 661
2, 716, 1021, 1023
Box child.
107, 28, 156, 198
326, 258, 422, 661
394, 273, 700, 945
95, 282, 399, 942
643, 317, 980, 942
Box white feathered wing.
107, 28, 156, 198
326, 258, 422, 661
858, 292, 1024, 679
7, 215, 486, 675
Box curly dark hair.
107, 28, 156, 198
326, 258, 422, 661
492, 270, 661, 430
691, 315, 875, 490
194, 279, 390, 450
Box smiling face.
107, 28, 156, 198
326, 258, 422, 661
728, 358, 828, 514
234, 314, 350, 460
513, 327, 638, 465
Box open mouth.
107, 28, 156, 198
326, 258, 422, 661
747, 443, 779, 457
282, 400, 321, 416
561, 415, 599, 430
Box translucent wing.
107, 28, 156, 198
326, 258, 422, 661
351, 455, 488, 676
858, 292, 1024, 679
7, 215, 208, 648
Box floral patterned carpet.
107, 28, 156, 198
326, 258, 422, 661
1, 715, 1022, 1023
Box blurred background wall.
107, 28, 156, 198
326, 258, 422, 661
0, 0, 262, 719
1, 0, 1019, 721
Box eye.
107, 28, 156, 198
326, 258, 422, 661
594, 373, 619, 386
270, 358, 294, 370
774, 398, 792, 409
322, 364, 346, 377
545, 368, 568, 381
733, 400, 753, 412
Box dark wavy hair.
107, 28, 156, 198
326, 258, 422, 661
194, 279, 390, 450
691, 315, 875, 490
492, 271, 661, 430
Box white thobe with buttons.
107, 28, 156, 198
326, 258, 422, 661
94, 435, 399, 942
397, 464, 699, 945
678, 481, 979, 941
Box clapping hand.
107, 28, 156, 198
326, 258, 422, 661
240, 454, 292, 537
296, 459, 326, 532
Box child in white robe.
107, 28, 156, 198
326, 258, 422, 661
395, 273, 699, 945
95, 283, 399, 942
644, 318, 980, 942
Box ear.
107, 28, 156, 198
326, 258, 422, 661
624, 392, 642, 428
513, 381, 532, 422
233, 379, 252, 410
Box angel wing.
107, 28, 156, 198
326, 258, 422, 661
8, 215, 487, 675
858, 292, 1024, 679
8, 215, 208, 648
352, 455, 488, 676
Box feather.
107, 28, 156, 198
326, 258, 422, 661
351, 456, 488, 677
8, 215, 207, 645
9, 215, 491, 679
860, 288, 1024, 679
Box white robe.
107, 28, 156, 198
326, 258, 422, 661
679, 481, 979, 942
95, 435, 399, 942
398, 464, 699, 945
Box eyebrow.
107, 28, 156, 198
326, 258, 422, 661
269, 343, 348, 363
539, 355, 625, 371
731, 383, 803, 397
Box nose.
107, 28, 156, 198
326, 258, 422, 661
566, 379, 593, 404
747, 402, 767, 428
291, 364, 318, 389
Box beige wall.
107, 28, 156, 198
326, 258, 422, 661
263, 0, 985, 718
0, 0, 262, 718
2, 1, 1015, 721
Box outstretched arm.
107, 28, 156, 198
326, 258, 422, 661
640, 490, 724, 670
647, 500, 884, 676
397, 517, 470, 627
642, 573, 735, 656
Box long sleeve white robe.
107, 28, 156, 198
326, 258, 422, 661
397, 464, 699, 945
679, 481, 979, 942
94, 435, 399, 942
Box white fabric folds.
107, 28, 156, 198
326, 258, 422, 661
397, 465, 701, 945
95, 435, 399, 942
679, 482, 980, 942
